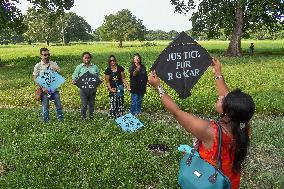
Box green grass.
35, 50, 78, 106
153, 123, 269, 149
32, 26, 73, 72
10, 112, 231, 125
0, 41, 283, 188
0, 42, 283, 115
0, 109, 283, 188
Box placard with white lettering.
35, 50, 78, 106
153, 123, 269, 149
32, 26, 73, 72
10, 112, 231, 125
75, 71, 101, 91
151, 31, 212, 99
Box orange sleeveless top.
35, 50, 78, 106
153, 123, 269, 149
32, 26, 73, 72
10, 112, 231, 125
198, 121, 240, 189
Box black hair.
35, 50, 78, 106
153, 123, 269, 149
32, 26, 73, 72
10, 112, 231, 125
40, 47, 49, 54
82, 52, 92, 58
108, 54, 116, 66
222, 89, 255, 173
133, 53, 142, 65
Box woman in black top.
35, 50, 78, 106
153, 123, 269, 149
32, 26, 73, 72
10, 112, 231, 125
129, 53, 148, 115
104, 55, 130, 118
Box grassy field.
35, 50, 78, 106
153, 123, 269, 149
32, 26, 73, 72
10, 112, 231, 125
0, 40, 283, 188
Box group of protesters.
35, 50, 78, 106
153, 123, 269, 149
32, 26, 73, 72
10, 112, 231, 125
33, 48, 148, 123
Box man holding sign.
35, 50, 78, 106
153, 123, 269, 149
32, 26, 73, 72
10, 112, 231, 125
72, 52, 101, 119
33, 48, 64, 123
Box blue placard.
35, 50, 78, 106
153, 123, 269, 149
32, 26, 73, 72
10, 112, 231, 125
115, 113, 144, 132
36, 69, 65, 92
178, 144, 200, 156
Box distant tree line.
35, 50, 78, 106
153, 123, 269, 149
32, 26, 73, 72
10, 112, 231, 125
1, 0, 283, 55
2, 7, 283, 47
1, 1, 283, 50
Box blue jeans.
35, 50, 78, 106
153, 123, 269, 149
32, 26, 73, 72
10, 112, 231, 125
41, 91, 64, 123
130, 93, 144, 115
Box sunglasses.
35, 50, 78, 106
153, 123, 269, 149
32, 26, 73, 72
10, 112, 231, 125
42, 53, 50, 56
109, 59, 116, 62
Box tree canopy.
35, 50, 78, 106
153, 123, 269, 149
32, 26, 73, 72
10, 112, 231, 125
24, 8, 61, 45
23, 8, 93, 45
0, 0, 74, 33
63, 12, 93, 43
98, 9, 146, 47
171, 0, 284, 56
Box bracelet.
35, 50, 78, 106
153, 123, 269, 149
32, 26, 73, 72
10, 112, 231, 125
215, 75, 223, 80
157, 85, 166, 97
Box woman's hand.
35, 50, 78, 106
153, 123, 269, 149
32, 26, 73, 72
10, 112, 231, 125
148, 71, 161, 88
211, 58, 222, 76
109, 88, 116, 93
126, 86, 131, 91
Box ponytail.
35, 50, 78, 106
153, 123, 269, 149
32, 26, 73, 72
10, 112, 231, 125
231, 121, 250, 173
221, 89, 255, 173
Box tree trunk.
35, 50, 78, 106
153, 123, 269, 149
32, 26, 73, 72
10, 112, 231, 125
225, 3, 244, 56
46, 39, 50, 46
118, 40, 123, 48
61, 15, 67, 45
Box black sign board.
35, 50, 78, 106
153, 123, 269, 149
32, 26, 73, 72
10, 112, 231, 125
75, 71, 102, 91
151, 31, 212, 99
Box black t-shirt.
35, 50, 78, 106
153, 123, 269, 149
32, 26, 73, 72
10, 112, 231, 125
104, 65, 125, 88
129, 64, 148, 94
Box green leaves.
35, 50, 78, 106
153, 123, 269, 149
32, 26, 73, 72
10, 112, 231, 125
0, 0, 74, 34
98, 9, 147, 47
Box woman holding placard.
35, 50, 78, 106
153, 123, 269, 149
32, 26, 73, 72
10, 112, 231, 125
104, 55, 130, 118
148, 58, 255, 189
72, 52, 100, 119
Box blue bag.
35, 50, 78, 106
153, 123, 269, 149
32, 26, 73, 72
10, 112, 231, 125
116, 84, 124, 97
178, 124, 231, 189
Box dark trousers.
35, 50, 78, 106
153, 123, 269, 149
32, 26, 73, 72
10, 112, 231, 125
80, 89, 97, 118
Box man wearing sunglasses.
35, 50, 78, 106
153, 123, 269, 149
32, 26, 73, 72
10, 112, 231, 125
33, 48, 64, 123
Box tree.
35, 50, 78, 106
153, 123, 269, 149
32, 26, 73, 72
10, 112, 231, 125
145, 30, 179, 41
0, 28, 24, 44
0, 0, 74, 33
63, 12, 93, 43
24, 7, 61, 45
98, 9, 146, 47
171, 0, 284, 56
0, 0, 26, 33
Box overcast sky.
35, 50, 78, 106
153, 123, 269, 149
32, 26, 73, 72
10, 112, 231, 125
17, 0, 193, 32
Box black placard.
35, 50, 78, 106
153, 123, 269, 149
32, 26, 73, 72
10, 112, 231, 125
75, 71, 101, 91
151, 31, 212, 99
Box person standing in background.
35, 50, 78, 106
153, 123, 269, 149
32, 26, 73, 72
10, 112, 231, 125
249, 43, 254, 56
129, 53, 148, 115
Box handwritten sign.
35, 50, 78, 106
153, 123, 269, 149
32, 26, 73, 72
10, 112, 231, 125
36, 69, 65, 92
115, 113, 144, 132
75, 71, 101, 91
151, 31, 212, 99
